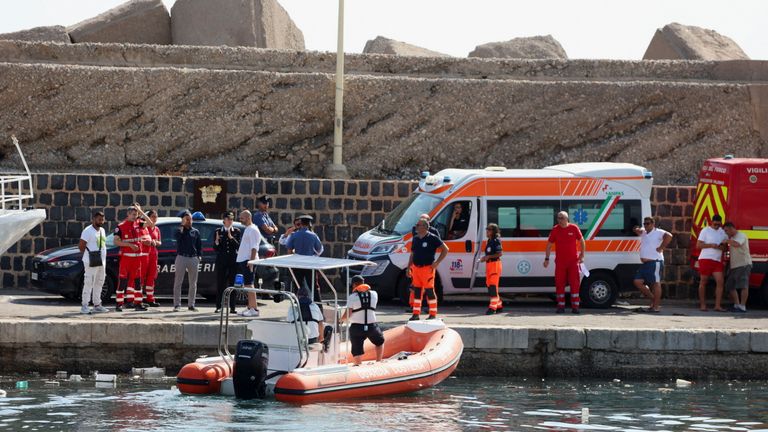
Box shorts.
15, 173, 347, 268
698, 259, 724, 277
237, 261, 255, 286
411, 265, 435, 289
349, 323, 385, 357
726, 265, 751, 291
634, 260, 663, 285
486, 260, 501, 287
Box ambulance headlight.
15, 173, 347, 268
370, 243, 401, 255
361, 261, 389, 277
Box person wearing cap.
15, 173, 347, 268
173, 210, 202, 312
286, 287, 325, 344
113, 206, 146, 312
255, 195, 278, 244
408, 218, 448, 321
342, 275, 385, 366
286, 215, 324, 300
237, 209, 261, 317
696, 214, 729, 311
78, 211, 109, 314
215, 211, 241, 314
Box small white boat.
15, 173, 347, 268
0, 136, 46, 256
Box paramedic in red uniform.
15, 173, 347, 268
544, 211, 586, 314
482, 223, 503, 315
114, 206, 147, 312
407, 219, 448, 321
141, 209, 161, 307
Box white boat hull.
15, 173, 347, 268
0, 209, 46, 256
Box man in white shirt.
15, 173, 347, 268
286, 288, 325, 344
696, 215, 729, 311
237, 210, 261, 317
78, 211, 109, 314
723, 222, 752, 313
342, 276, 385, 365
632, 217, 672, 313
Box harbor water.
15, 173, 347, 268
1, 376, 767, 431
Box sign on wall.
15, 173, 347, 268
193, 179, 227, 217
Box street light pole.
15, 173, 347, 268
325, 0, 349, 179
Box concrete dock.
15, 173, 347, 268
1, 292, 767, 379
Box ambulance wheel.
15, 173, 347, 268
580, 272, 617, 309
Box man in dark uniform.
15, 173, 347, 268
286, 215, 324, 301
254, 195, 278, 244
214, 211, 241, 314
408, 219, 448, 321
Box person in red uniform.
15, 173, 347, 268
544, 211, 586, 314
407, 219, 448, 321
114, 206, 147, 312
482, 223, 503, 315
141, 209, 161, 307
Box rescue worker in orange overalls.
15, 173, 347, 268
114, 206, 147, 312
407, 219, 448, 321
481, 223, 503, 315
139, 209, 161, 307
406, 214, 441, 313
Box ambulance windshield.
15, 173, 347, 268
377, 193, 442, 236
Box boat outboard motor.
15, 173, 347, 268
233, 340, 269, 399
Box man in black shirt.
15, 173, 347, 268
214, 211, 241, 314
408, 219, 448, 321
173, 210, 202, 312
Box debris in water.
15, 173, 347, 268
95, 373, 117, 383
612, 379, 621, 383
44, 381, 60, 387
55, 371, 68, 379
675, 379, 692, 387
0, 389, 6, 397
15, 381, 28, 390
132, 367, 166, 378
69, 375, 83, 382
581, 408, 590, 423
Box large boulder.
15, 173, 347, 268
363, 36, 449, 58
469, 35, 567, 59
171, 0, 305, 49
643, 23, 749, 60
0, 26, 70, 43
68, 0, 171, 45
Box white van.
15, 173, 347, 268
347, 163, 653, 308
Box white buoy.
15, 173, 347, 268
581, 408, 590, 423
675, 378, 692, 387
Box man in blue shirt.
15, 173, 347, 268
286, 215, 324, 301
254, 195, 278, 244
173, 210, 202, 312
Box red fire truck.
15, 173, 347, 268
690, 156, 768, 304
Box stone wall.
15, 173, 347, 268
0, 173, 697, 299
0, 41, 766, 184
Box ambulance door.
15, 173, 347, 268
432, 199, 479, 294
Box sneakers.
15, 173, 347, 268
124, 303, 135, 309
146, 301, 160, 307
115, 304, 123, 312
214, 308, 221, 314
172, 305, 181, 312
572, 308, 580, 314
92, 305, 109, 313
556, 308, 565, 314
408, 314, 420, 321
80, 305, 91, 315
230, 308, 237, 314
134, 303, 148, 311
241, 308, 259, 317
188, 306, 199, 312
426, 315, 437, 320
485, 308, 496, 315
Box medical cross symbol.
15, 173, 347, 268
573, 208, 589, 225
517, 260, 531, 275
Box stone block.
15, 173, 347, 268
92, 321, 182, 345
0, 321, 17, 343
69, 0, 171, 45
636, 329, 665, 350
693, 330, 717, 351
469, 35, 567, 59
171, 0, 304, 49
0, 26, 70, 43
750, 331, 768, 353
183, 322, 246, 347
363, 36, 449, 58
474, 327, 528, 349
15, 321, 91, 345
586, 329, 637, 350
643, 22, 749, 60
555, 328, 585, 350
717, 331, 750, 352
452, 326, 475, 349
585, 329, 612, 349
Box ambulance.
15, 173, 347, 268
689, 156, 768, 305
348, 163, 654, 308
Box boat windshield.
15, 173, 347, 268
376, 193, 442, 236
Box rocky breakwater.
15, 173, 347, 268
0, 43, 766, 183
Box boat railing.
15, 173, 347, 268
219, 287, 310, 374
0, 136, 34, 211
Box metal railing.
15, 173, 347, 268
0, 136, 34, 211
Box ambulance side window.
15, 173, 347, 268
487, 201, 556, 238
433, 201, 472, 240
561, 199, 642, 237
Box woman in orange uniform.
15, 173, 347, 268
482, 223, 503, 315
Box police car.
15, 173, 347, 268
30, 217, 278, 304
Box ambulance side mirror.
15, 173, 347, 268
465, 240, 472, 253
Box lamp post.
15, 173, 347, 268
324, 0, 349, 179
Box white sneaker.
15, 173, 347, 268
242, 308, 260, 317
92, 305, 109, 313
238, 308, 249, 316
80, 305, 91, 315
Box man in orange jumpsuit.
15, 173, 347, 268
544, 211, 586, 314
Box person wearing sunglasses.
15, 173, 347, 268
544, 211, 586, 314
632, 217, 673, 313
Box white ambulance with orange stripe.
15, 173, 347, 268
690, 156, 768, 305
348, 163, 654, 308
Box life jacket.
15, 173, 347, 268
296, 297, 318, 324
351, 284, 376, 327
